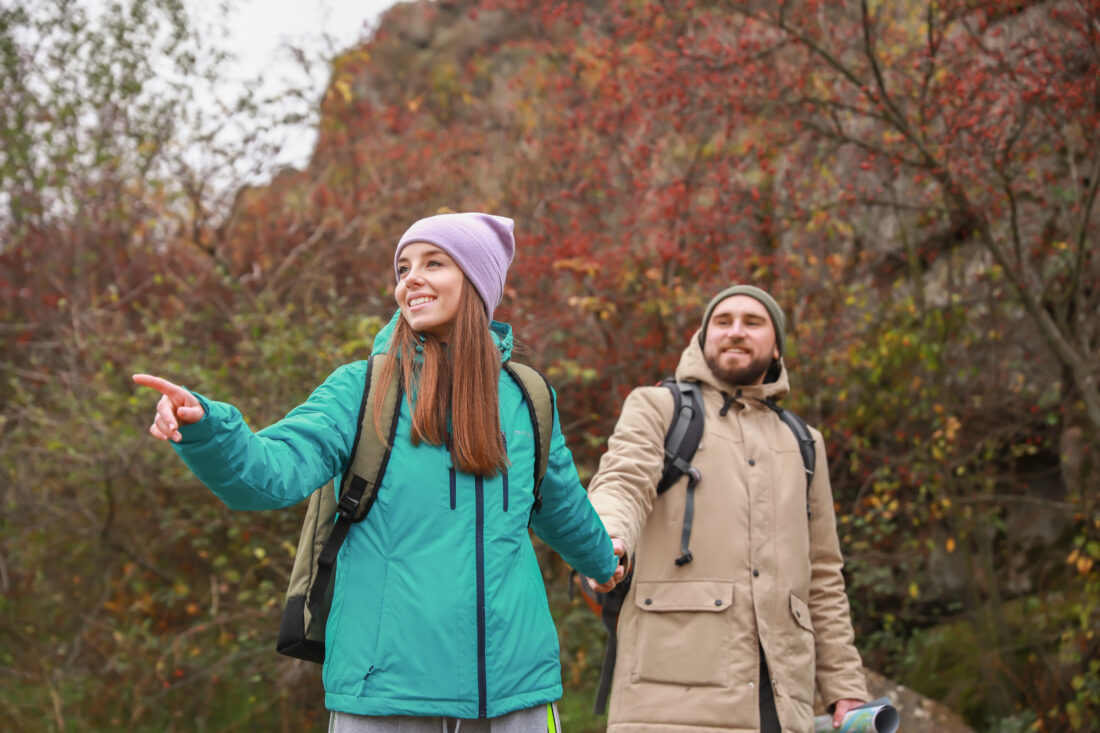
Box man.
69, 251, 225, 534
588, 285, 868, 732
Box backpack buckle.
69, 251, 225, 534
686, 466, 702, 487
336, 493, 360, 520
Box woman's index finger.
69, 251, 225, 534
132, 373, 192, 403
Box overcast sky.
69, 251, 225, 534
218, 0, 400, 168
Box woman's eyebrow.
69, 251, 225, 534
398, 247, 449, 263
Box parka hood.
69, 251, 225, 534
675, 328, 790, 403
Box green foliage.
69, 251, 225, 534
803, 284, 1099, 730
1, 297, 378, 729
900, 586, 1100, 731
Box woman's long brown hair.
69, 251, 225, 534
373, 279, 508, 477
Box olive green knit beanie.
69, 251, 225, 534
697, 284, 787, 357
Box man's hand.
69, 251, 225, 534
589, 537, 627, 593
832, 698, 864, 728
133, 374, 205, 442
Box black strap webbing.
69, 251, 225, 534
658, 380, 703, 565
656, 380, 703, 494
309, 355, 402, 610
592, 563, 632, 715
595, 632, 617, 714
675, 480, 697, 567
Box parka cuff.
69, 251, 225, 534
817, 668, 871, 710
587, 498, 639, 562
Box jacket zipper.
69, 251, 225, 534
475, 474, 488, 718
500, 430, 509, 512
446, 436, 457, 510
449, 464, 457, 510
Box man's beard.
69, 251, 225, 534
704, 348, 773, 386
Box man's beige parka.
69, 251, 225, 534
587, 335, 869, 733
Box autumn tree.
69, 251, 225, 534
0, 1, 341, 727
485, 0, 1098, 727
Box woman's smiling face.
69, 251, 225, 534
394, 242, 466, 339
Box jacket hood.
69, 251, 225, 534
371, 309, 514, 362
675, 328, 790, 403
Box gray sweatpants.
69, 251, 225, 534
329, 703, 562, 733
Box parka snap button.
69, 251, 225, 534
753, 569, 760, 577
748, 681, 755, 689
748, 458, 756, 466
714, 600, 722, 606
644, 598, 652, 605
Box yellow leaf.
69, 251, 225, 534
334, 79, 352, 103
908, 582, 920, 599
946, 537, 956, 553
945, 416, 961, 441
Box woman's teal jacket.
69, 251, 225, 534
170, 316, 617, 718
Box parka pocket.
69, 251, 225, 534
631, 580, 734, 687
786, 591, 816, 704
789, 592, 814, 634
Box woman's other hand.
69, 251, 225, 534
589, 537, 628, 593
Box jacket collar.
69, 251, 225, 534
674, 328, 790, 408
371, 309, 514, 362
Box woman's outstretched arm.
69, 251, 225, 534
131, 363, 364, 510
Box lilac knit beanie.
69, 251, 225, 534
394, 212, 515, 321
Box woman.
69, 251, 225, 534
134, 212, 621, 732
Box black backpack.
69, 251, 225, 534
579, 378, 817, 714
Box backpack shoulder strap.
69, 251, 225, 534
339, 353, 402, 520
657, 379, 704, 494
310, 355, 402, 608
656, 379, 704, 567
763, 399, 816, 518
502, 361, 554, 513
